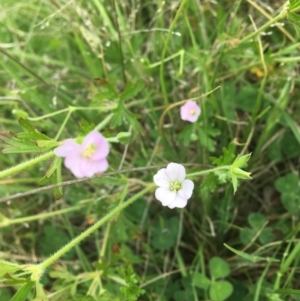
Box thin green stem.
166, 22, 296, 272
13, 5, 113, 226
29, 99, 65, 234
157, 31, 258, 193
160, 0, 188, 105
106, 137, 119, 143
28, 108, 70, 121
94, 113, 114, 131
0, 151, 54, 179
55, 109, 73, 140
28, 106, 117, 122
187, 165, 230, 178
280, 241, 300, 275
37, 185, 154, 270
0, 205, 83, 228
238, 10, 287, 45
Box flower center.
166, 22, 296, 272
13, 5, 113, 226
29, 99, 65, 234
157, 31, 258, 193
170, 181, 181, 192
82, 144, 96, 159
189, 109, 195, 115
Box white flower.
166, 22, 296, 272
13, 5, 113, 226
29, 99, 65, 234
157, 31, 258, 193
153, 163, 194, 209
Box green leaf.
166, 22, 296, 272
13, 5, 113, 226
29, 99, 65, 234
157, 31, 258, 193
259, 228, 273, 244
281, 109, 300, 146
201, 172, 219, 193
275, 288, 300, 295
282, 131, 300, 159
111, 102, 140, 133
231, 167, 251, 179
209, 257, 230, 279
17, 132, 51, 141
248, 213, 266, 230
18, 118, 36, 132
0, 132, 46, 154
240, 227, 255, 245
120, 80, 145, 101
231, 174, 238, 193
198, 126, 220, 152
116, 132, 132, 144
275, 173, 299, 193
210, 143, 236, 166
68, 296, 97, 301
79, 119, 95, 135
192, 272, 211, 289
209, 281, 233, 301
151, 217, 180, 251
34, 282, 47, 301
232, 153, 251, 168
0, 260, 23, 277
9, 281, 35, 301
119, 265, 145, 301
275, 173, 300, 213
224, 243, 280, 262
52, 157, 63, 200
281, 192, 300, 213
38, 225, 75, 260
289, 0, 300, 10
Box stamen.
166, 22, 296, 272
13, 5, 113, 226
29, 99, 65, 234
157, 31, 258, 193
82, 144, 96, 158
170, 181, 181, 191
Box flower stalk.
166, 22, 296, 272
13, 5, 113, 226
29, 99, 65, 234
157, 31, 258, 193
37, 185, 154, 271
0, 151, 54, 179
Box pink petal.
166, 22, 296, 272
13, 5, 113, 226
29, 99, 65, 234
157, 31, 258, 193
155, 187, 176, 206
82, 131, 110, 160
91, 159, 109, 175
64, 152, 86, 178
178, 179, 194, 199
54, 139, 79, 157
79, 158, 95, 178
92, 139, 110, 160
82, 131, 100, 147
180, 100, 201, 123
167, 195, 188, 209
153, 169, 169, 188
165, 163, 186, 182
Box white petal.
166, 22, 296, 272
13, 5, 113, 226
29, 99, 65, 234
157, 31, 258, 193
178, 179, 194, 199
155, 188, 176, 206
153, 168, 169, 188
165, 163, 186, 182
167, 195, 188, 209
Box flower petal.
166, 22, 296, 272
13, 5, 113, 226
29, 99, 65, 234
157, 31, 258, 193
165, 163, 186, 182
92, 140, 110, 160
82, 130, 100, 147
55, 139, 79, 157
167, 195, 188, 209
79, 158, 95, 178
155, 187, 176, 206
64, 151, 86, 178
91, 159, 109, 175
180, 100, 201, 123
82, 131, 110, 160
153, 168, 169, 188
178, 179, 194, 199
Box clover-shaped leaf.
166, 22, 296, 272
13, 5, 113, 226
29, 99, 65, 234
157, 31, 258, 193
192, 272, 211, 289
240, 227, 255, 245
248, 213, 266, 230
275, 173, 300, 213
209, 280, 233, 301
240, 213, 273, 245
275, 173, 299, 193
209, 257, 230, 279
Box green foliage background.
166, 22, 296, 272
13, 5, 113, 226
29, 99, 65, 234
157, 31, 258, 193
0, 0, 300, 300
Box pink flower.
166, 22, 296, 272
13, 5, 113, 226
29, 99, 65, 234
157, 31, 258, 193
55, 131, 109, 178
153, 163, 194, 209
180, 100, 201, 123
